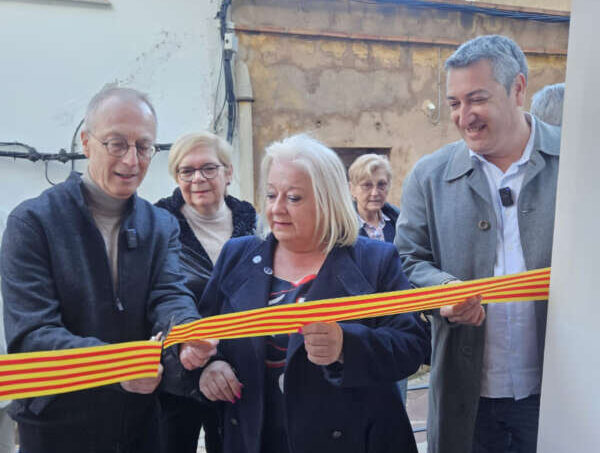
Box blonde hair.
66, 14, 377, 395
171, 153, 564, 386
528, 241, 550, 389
348, 153, 392, 185
258, 134, 358, 253
167, 132, 233, 181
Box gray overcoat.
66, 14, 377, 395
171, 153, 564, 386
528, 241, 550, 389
394, 118, 561, 453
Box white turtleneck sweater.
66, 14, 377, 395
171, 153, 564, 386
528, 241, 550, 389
181, 201, 233, 265
82, 171, 127, 290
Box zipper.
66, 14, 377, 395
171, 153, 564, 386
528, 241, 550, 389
84, 209, 124, 312
114, 221, 125, 312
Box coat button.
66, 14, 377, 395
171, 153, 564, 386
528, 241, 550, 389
252, 255, 262, 264
230, 417, 239, 426
263, 266, 273, 275
478, 220, 491, 231
461, 345, 473, 356
331, 430, 343, 439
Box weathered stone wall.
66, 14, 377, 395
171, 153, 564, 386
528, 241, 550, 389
233, 0, 568, 205
471, 0, 570, 12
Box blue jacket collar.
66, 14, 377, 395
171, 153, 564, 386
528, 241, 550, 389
221, 235, 376, 308
220, 235, 377, 361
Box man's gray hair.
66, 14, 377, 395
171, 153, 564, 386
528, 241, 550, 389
445, 35, 528, 94
530, 83, 565, 126
84, 84, 157, 132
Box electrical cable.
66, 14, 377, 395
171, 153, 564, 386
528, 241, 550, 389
0, 142, 172, 163
212, 51, 225, 133
70, 118, 85, 170
44, 161, 56, 186
0, 143, 86, 163
216, 0, 237, 143
352, 0, 569, 23
223, 49, 237, 143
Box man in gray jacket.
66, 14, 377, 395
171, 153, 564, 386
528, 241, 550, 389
395, 35, 560, 453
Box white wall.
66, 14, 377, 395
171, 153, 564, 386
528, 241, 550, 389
537, 0, 600, 450
0, 0, 226, 210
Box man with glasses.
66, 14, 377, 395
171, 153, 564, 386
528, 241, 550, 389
1, 86, 217, 453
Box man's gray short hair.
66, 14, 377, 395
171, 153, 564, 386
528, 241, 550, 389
445, 35, 528, 94
530, 83, 565, 126
84, 85, 157, 132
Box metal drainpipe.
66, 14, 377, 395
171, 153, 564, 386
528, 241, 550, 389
235, 60, 255, 204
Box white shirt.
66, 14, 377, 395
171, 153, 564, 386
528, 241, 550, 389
470, 114, 542, 400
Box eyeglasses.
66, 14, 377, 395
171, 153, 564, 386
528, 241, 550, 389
177, 164, 223, 182
359, 181, 389, 192
88, 132, 156, 161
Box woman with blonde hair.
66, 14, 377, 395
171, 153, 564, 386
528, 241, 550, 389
156, 131, 256, 453
348, 153, 399, 243
196, 134, 429, 453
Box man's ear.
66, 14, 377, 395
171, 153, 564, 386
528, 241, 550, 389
513, 73, 527, 107
81, 130, 91, 158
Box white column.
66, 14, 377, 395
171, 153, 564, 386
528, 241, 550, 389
235, 60, 255, 204
538, 0, 600, 451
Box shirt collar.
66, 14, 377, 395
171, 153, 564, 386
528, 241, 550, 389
469, 113, 536, 169
357, 211, 390, 228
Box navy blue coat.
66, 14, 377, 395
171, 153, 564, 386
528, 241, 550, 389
201, 234, 430, 453
155, 188, 256, 299
155, 189, 256, 399
1, 172, 200, 421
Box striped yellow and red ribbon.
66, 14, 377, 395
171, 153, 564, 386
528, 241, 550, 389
0, 267, 550, 401
0, 341, 162, 401
164, 267, 550, 346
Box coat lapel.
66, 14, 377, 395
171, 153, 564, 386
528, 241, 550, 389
521, 120, 553, 191
444, 142, 493, 206
220, 236, 277, 362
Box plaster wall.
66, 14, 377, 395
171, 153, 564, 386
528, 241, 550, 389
538, 0, 600, 449
233, 0, 568, 206
0, 0, 225, 212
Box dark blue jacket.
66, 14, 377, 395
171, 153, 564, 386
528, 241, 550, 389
155, 188, 256, 399
1, 172, 200, 420
155, 188, 256, 298
201, 234, 430, 453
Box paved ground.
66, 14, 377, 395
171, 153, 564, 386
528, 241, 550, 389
406, 368, 430, 451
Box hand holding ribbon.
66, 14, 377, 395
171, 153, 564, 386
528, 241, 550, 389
179, 339, 219, 370
301, 322, 344, 366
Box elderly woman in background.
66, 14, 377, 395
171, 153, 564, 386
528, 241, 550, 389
156, 132, 256, 453
348, 154, 399, 243
197, 134, 430, 453
348, 154, 408, 402
530, 82, 565, 127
